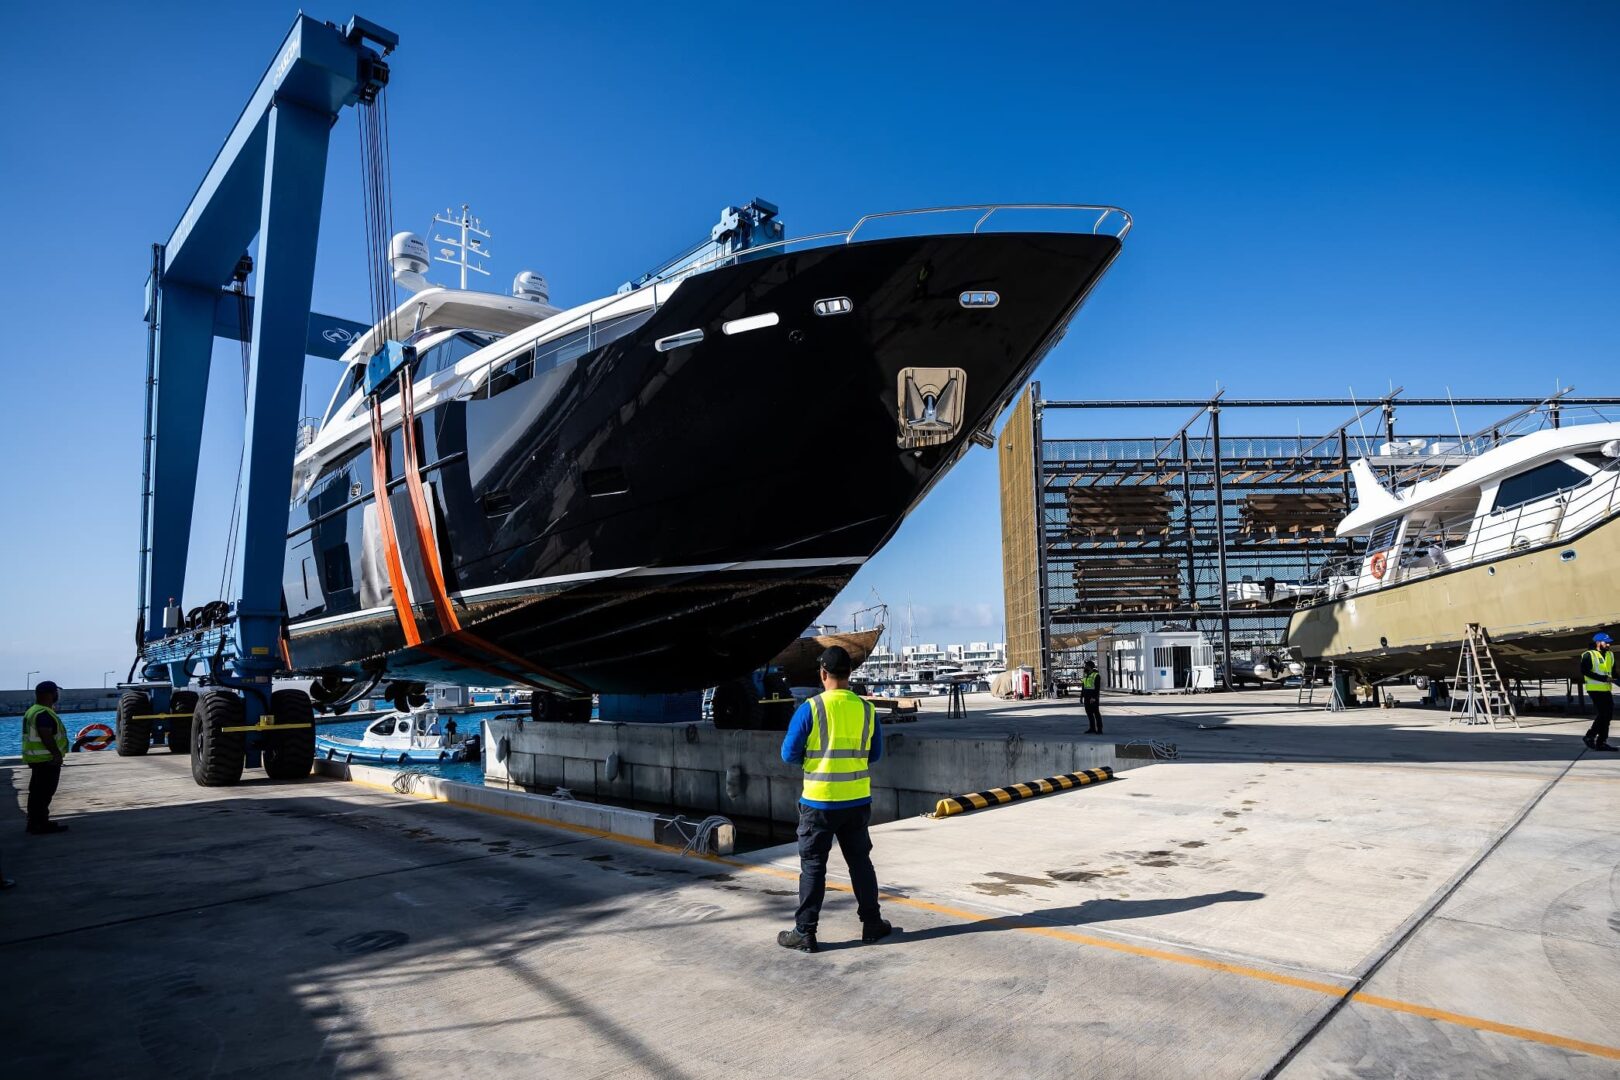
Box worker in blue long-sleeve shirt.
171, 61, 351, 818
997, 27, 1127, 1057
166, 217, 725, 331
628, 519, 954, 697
776, 647, 893, 953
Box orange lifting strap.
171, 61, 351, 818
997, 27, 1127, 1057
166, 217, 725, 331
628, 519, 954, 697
367, 370, 582, 693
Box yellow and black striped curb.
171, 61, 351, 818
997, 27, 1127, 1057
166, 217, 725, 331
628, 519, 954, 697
933, 767, 1115, 817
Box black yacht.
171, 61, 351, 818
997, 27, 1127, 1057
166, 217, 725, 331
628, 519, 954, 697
283, 201, 1128, 714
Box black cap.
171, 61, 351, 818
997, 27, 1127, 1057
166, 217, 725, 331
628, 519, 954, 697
818, 646, 853, 677
36, 680, 59, 696
1084, 660, 1096, 669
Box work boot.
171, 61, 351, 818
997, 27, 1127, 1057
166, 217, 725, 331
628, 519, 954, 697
861, 919, 895, 944
1584, 735, 1597, 749
777, 927, 818, 953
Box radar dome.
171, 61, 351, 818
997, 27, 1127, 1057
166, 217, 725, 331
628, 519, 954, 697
513, 270, 549, 304
389, 232, 430, 292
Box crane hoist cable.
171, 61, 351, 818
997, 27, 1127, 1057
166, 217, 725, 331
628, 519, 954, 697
352, 87, 581, 694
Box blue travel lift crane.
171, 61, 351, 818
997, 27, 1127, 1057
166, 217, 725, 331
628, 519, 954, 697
118, 14, 398, 786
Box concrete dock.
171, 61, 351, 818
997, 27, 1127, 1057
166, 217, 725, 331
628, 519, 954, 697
4, 690, 1618, 1078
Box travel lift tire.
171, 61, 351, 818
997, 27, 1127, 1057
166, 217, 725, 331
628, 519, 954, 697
116, 690, 153, 756
262, 689, 317, 781
191, 690, 247, 787
710, 678, 760, 731
168, 690, 198, 754
530, 690, 591, 724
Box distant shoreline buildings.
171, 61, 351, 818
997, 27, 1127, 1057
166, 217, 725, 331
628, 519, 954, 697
858, 641, 1007, 682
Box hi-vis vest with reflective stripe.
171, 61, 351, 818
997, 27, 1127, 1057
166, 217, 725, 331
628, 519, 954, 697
22, 704, 68, 764
1585, 649, 1615, 694
1080, 672, 1099, 691
802, 690, 875, 804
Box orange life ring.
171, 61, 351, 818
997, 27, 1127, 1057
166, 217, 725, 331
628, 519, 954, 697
77, 723, 115, 751
1369, 552, 1388, 580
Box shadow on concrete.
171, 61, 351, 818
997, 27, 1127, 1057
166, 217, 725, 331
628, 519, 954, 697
928, 690, 1602, 769
0, 767, 775, 1079
818, 889, 1265, 951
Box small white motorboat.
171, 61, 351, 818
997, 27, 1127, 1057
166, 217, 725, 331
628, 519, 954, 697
317, 707, 482, 766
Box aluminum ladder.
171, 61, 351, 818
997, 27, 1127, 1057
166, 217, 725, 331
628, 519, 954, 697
1449, 624, 1519, 728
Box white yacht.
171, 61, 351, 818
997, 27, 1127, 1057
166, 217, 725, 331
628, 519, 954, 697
1287, 408, 1620, 678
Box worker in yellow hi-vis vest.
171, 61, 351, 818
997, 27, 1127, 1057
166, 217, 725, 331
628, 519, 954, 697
777, 646, 892, 953
21, 680, 71, 834
1582, 632, 1616, 752
1080, 660, 1103, 734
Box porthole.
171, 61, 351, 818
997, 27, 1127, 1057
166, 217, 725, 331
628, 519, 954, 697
1560, 549, 1577, 562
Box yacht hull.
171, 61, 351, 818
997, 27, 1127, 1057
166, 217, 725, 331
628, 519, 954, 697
284, 231, 1121, 694
1286, 512, 1620, 680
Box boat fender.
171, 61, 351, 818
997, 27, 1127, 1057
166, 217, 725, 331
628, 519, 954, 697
725, 764, 746, 799
438, 750, 447, 761
606, 751, 622, 781
76, 723, 115, 752
398, 752, 410, 765
1369, 552, 1388, 580
684, 724, 699, 744
497, 736, 510, 763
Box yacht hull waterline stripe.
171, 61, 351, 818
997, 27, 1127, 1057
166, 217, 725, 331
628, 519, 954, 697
934, 768, 1114, 816
286, 557, 871, 635
339, 768, 1620, 1065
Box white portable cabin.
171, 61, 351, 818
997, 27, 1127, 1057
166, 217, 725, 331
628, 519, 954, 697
1097, 631, 1216, 693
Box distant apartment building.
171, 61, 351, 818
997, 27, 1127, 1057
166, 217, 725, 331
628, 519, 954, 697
949, 641, 1008, 669
855, 641, 1007, 680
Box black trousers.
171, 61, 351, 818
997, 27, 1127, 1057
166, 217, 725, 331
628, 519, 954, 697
27, 762, 61, 830
1588, 691, 1613, 746
794, 803, 882, 934
1083, 691, 1102, 733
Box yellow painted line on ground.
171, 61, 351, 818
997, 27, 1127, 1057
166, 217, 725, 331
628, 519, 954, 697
329, 770, 1620, 1063
1352, 993, 1620, 1061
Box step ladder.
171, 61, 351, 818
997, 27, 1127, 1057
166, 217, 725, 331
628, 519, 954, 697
1449, 624, 1519, 728
1297, 664, 1320, 706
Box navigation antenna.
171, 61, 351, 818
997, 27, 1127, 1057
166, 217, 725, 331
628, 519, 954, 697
432, 203, 492, 289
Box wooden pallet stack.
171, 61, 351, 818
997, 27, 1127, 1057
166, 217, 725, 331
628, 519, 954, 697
1070, 557, 1182, 613
1066, 484, 1177, 540
1236, 493, 1346, 542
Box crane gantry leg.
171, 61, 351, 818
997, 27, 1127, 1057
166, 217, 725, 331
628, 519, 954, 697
127, 15, 398, 784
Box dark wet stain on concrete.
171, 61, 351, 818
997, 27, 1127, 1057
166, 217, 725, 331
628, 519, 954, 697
699, 873, 735, 882
972, 871, 1060, 897
1222, 811, 1241, 818
1140, 859, 1177, 867
1179, 841, 1206, 848
1128, 793, 1153, 798
585, 854, 614, 862
1048, 869, 1104, 882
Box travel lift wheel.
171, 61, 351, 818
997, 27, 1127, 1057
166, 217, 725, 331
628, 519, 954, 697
529, 690, 591, 723
192, 691, 247, 787
709, 678, 761, 731
116, 690, 153, 756
262, 689, 316, 780
168, 690, 198, 754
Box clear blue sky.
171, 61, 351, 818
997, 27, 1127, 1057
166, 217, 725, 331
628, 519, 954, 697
1, 1, 1616, 686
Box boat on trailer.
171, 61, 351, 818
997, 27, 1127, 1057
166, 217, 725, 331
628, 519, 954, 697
282, 199, 1129, 716
1287, 404, 1620, 680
